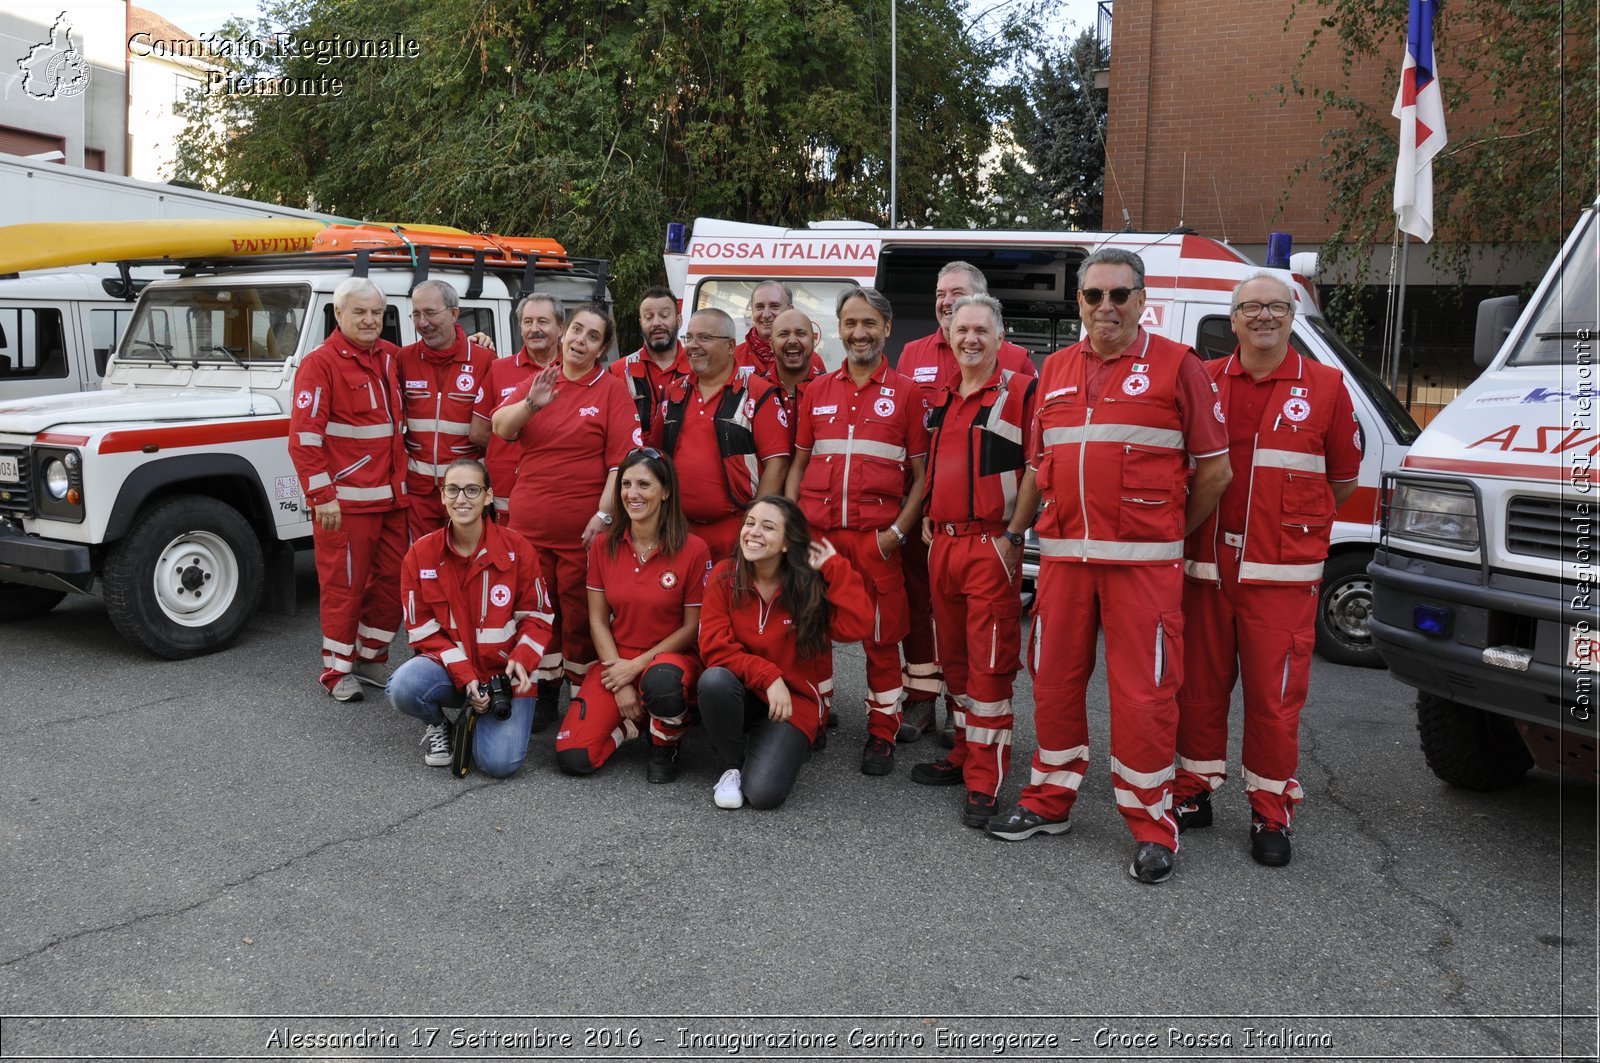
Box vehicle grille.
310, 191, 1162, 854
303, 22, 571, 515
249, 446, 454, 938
0, 448, 32, 519
1504, 495, 1589, 564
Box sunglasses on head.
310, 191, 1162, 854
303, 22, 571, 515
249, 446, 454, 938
628, 447, 664, 460
1079, 286, 1144, 307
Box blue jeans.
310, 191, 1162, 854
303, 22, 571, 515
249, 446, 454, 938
388, 656, 533, 778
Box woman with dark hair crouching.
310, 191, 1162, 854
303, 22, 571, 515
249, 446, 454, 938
555, 448, 712, 782
697, 495, 873, 809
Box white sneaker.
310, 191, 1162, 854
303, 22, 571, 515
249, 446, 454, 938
420, 723, 453, 767
713, 768, 744, 809
329, 674, 364, 702
351, 660, 391, 688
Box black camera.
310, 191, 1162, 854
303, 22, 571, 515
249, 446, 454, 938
485, 674, 515, 720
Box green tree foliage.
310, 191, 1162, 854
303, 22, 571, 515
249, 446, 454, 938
1006, 28, 1106, 230
1280, 0, 1596, 325
175, 0, 1022, 308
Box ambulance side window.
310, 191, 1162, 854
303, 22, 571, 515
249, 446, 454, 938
1195, 316, 1235, 361
89, 308, 134, 376
457, 307, 494, 344
0, 307, 69, 380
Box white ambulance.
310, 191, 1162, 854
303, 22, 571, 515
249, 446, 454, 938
1369, 201, 1597, 788
0, 270, 145, 400
665, 217, 1421, 667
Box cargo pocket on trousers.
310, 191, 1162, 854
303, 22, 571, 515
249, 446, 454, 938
981, 595, 1024, 675
871, 564, 909, 644
1281, 629, 1314, 710
1154, 608, 1185, 691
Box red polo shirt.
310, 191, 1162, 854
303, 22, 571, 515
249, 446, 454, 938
476, 346, 556, 491
500, 363, 641, 545
586, 530, 713, 651
658, 372, 791, 524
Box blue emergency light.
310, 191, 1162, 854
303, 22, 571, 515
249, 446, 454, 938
1266, 232, 1293, 269
1413, 604, 1451, 636
665, 222, 688, 254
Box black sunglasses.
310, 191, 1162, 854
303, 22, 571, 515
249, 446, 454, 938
628, 447, 664, 460
1079, 286, 1144, 306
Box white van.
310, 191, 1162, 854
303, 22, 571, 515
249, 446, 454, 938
665, 218, 1421, 667
0, 270, 145, 399
1369, 201, 1597, 787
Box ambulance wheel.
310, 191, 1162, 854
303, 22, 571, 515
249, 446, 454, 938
0, 583, 67, 621
103, 495, 264, 659
1415, 692, 1533, 791
1315, 551, 1382, 668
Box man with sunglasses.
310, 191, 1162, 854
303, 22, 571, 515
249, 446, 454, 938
986, 249, 1231, 885
896, 262, 1039, 747
610, 287, 691, 435
651, 308, 791, 561
1172, 273, 1362, 867
398, 280, 495, 538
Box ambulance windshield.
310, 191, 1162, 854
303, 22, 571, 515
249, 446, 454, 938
1508, 207, 1596, 367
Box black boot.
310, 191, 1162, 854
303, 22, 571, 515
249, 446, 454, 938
529, 679, 561, 734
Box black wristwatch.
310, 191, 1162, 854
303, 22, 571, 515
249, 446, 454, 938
1001, 530, 1024, 548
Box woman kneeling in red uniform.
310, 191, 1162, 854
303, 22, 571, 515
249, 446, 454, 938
555, 449, 712, 782
698, 496, 872, 809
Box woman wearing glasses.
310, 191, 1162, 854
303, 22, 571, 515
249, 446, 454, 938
555, 449, 712, 782
390, 459, 555, 774
697, 496, 873, 809
491, 304, 642, 732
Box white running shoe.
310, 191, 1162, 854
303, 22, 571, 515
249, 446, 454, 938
713, 768, 744, 809
329, 674, 364, 702
420, 723, 453, 767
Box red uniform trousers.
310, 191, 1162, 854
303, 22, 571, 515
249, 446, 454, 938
1175, 544, 1314, 827
531, 541, 594, 684
407, 488, 449, 541
1021, 560, 1184, 847
313, 507, 407, 689
826, 526, 909, 742
898, 534, 945, 704
928, 528, 1023, 797
690, 513, 744, 565
556, 650, 702, 770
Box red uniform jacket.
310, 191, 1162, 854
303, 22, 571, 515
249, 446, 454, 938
794, 359, 928, 531
398, 326, 494, 491
289, 331, 407, 512
698, 553, 873, 741
401, 520, 555, 689
923, 366, 1038, 526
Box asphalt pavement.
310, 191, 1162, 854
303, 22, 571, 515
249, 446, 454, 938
1, 555, 1595, 1062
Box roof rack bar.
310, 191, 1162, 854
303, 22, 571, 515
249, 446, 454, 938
465, 249, 486, 300
353, 248, 371, 279
591, 258, 608, 304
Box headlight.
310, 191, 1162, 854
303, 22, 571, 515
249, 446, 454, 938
1392, 481, 1479, 549
43, 458, 70, 500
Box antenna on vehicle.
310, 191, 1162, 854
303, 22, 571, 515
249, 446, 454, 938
1211, 175, 1229, 244
1178, 152, 1187, 230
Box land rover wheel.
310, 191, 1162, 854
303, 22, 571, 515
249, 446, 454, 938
1315, 552, 1382, 668
0, 583, 68, 622
1415, 692, 1534, 791
103, 496, 264, 659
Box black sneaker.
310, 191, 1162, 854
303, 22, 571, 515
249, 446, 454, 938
910, 757, 964, 786
1251, 815, 1293, 867
962, 791, 997, 829
860, 736, 895, 776
647, 745, 680, 784
529, 679, 561, 734
984, 804, 1072, 841
1129, 841, 1176, 884
1174, 791, 1214, 832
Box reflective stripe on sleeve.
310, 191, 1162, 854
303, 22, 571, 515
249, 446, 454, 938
408, 619, 442, 641
335, 484, 397, 502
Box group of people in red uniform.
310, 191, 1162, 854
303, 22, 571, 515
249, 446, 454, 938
288, 251, 1358, 881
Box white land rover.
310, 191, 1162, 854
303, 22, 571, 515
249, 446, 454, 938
0, 248, 611, 658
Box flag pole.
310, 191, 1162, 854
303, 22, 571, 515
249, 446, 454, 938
1388, 231, 1409, 393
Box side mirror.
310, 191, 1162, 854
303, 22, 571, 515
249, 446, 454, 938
1474, 295, 1520, 368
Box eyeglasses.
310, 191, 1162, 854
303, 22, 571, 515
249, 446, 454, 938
1079, 286, 1144, 307
628, 447, 663, 460
684, 332, 734, 345
441, 484, 486, 499
1233, 300, 1293, 318
411, 308, 450, 320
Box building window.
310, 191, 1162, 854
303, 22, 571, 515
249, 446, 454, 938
84, 148, 106, 172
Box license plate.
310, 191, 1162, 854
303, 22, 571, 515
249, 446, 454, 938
1569, 626, 1599, 671
0, 455, 18, 483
